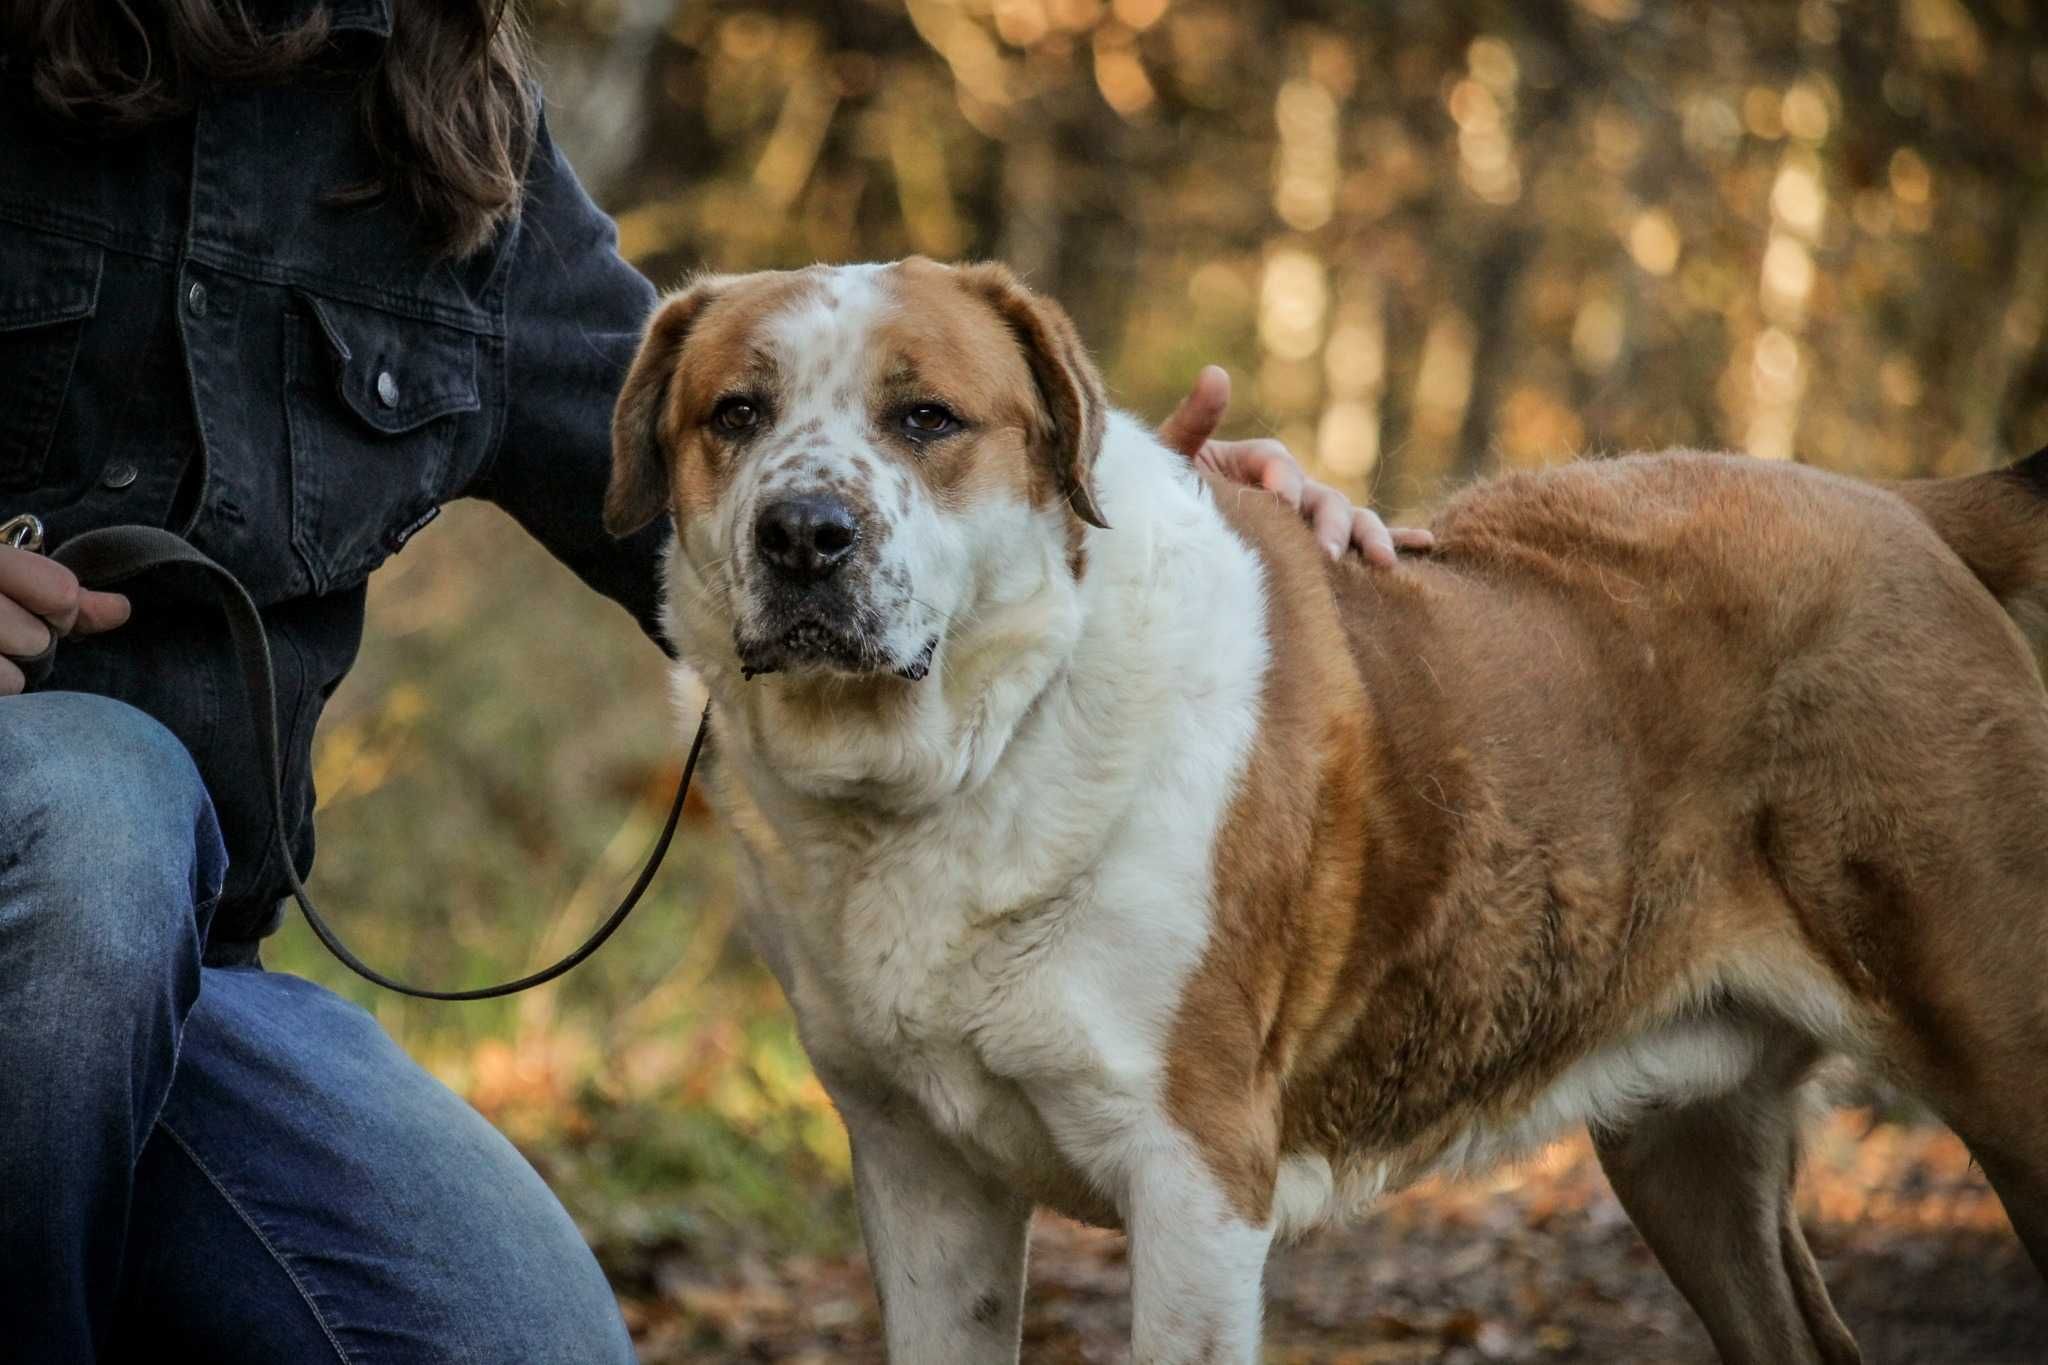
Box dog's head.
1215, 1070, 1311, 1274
609, 258, 1107, 696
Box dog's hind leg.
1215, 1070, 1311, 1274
1836, 709, 2048, 1284
1592, 1046, 1862, 1365
1896, 944, 2048, 1282
1886, 883, 2048, 1282
1961, 1141, 2048, 1284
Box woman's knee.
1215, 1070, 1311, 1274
370, 1074, 635, 1361
0, 690, 207, 811
0, 692, 225, 987
156, 971, 635, 1363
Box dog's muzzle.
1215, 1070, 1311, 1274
737, 493, 936, 681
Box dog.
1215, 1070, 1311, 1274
605, 256, 2048, 1365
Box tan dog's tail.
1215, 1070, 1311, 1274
1897, 446, 2048, 662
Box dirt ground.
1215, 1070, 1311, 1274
617, 1111, 2047, 1363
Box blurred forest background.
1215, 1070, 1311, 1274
274, 0, 2048, 1358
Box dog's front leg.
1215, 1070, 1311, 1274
1124, 1149, 1275, 1364
838, 1094, 1033, 1364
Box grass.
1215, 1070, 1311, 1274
266, 496, 859, 1266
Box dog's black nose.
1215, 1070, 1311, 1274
755, 494, 860, 582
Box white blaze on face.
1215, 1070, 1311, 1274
646, 259, 1096, 802
699, 268, 957, 678
664, 261, 1096, 699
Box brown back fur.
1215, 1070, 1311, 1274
1167, 449, 2048, 1221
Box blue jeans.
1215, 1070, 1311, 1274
0, 692, 634, 1363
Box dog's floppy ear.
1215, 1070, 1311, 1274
606, 282, 721, 537
957, 263, 1109, 530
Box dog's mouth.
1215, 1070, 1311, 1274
736, 618, 938, 682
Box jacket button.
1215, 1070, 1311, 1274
102, 462, 139, 491
376, 371, 400, 408
186, 281, 208, 317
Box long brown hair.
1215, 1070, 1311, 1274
4, 0, 535, 258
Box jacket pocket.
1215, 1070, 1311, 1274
284, 290, 484, 591
0, 224, 103, 492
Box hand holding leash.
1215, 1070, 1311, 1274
6, 519, 700, 1001
0, 514, 131, 695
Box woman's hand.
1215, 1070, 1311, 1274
1156, 365, 1434, 567
0, 547, 130, 696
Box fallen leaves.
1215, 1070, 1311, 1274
616, 1111, 2048, 1363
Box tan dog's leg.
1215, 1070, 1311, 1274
837, 1095, 1032, 1365
1962, 1145, 2048, 1282
1852, 762, 2048, 1282
1593, 1055, 1861, 1365
1902, 963, 2048, 1280
1908, 987, 2048, 1280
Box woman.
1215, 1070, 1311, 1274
0, 1, 1424, 1357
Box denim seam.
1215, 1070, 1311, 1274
183, 248, 501, 334
154, 1119, 354, 1365
0, 202, 178, 265
139, 1000, 190, 1160
133, 908, 214, 1146
115, 1007, 191, 1308
467, 197, 525, 499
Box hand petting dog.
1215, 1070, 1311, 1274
1155, 363, 1434, 566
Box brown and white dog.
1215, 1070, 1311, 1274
607, 257, 2048, 1365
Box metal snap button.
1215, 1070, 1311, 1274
376, 371, 400, 408
186, 280, 208, 317
102, 462, 139, 491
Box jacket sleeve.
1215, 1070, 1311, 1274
468, 108, 674, 654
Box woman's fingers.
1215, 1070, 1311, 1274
1215, 438, 1294, 503
1157, 365, 1232, 458
0, 546, 82, 636
1350, 507, 1398, 567
0, 595, 54, 660
1152, 384, 1433, 568
73, 588, 132, 636
0, 546, 130, 641
1300, 481, 1353, 560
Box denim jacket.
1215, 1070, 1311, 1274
0, 1, 669, 951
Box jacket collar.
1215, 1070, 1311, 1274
325, 0, 392, 36
253, 0, 391, 38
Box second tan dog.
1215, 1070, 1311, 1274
609, 258, 2048, 1363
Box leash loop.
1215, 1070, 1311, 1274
41, 523, 704, 1001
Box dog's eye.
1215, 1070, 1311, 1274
902, 404, 960, 437
712, 398, 762, 434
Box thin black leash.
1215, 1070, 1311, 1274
3, 515, 708, 1002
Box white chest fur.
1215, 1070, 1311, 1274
695, 419, 1273, 1205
